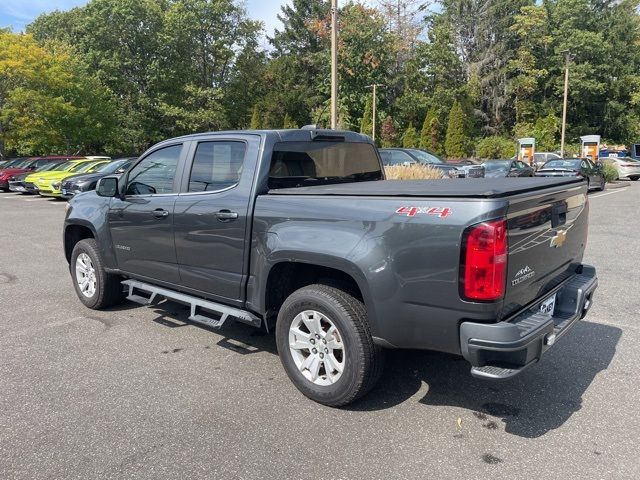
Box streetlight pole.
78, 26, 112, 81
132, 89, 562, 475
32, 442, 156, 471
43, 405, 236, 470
560, 51, 573, 157
365, 84, 384, 142
330, 0, 338, 129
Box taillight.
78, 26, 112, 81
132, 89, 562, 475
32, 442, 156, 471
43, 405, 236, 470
461, 219, 508, 301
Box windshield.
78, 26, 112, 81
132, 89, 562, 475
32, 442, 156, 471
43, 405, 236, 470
544, 160, 581, 169
95, 160, 129, 174
269, 141, 383, 189
11, 158, 34, 169
67, 161, 95, 173
407, 149, 445, 165
36, 162, 64, 172
484, 161, 510, 172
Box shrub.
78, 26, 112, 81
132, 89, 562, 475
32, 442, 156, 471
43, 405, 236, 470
602, 161, 619, 183
476, 136, 515, 159
402, 122, 419, 148
385, 164, 445, 180
445, 101, 469, 159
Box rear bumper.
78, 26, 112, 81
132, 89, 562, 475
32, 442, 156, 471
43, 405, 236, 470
459, 265, 598, 380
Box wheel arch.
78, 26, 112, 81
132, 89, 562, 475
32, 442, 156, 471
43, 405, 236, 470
260, 256, 378, 333
64, 221, 97, 263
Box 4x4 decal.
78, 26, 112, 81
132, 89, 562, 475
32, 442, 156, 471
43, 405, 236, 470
395, 206, 452, 218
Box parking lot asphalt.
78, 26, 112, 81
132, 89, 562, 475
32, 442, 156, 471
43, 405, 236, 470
1, 185, 639, 480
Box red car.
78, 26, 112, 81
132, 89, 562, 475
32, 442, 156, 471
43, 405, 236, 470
0, 156, 84, 191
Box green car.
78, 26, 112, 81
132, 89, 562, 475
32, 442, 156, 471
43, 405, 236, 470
25, 159, 111, 197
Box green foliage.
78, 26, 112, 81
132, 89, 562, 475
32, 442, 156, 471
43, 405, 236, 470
402, 122, 418, 148
283, 113, 299, 129
602, 161, 619, 183
444, 101, 468, 159
476, 136, 515, 159
1, 0, 639, 157
419, 108, 442, 154
0, 32, 117, 155
360, 96, 373, 137
250, 105, 262, 130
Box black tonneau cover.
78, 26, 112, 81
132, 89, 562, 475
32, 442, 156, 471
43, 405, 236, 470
268, 177, 582, 198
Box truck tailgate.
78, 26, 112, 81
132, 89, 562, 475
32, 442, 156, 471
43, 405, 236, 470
501, 182, 589, 319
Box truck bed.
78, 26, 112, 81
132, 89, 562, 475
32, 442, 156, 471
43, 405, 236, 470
268, 177, 582, 198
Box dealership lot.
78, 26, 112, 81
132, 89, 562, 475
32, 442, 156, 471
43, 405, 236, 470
1, 186, 639, 479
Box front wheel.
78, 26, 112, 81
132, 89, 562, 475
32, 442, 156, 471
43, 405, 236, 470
596, 176, 605, 191
70, 239, 124, 309
275, 284, 384, 407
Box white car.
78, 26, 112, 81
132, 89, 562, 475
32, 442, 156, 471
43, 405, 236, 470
601, 157, 640, 181
533, 152, 562, 169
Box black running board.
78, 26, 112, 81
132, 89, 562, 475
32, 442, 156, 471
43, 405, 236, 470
122, 279, 263, 331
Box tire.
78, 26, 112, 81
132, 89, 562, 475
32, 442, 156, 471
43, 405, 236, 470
275, 284, 384, 407
586, 178, 590, 190
630, 176, 639, 181
70, 238, 124, 309
596, 177, 605, 191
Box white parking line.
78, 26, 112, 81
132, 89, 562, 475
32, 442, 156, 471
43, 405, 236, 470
590, 189, 628, 199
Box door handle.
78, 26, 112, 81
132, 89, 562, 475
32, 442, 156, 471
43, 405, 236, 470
215, 210, 238, 221
152, 208, 170, 218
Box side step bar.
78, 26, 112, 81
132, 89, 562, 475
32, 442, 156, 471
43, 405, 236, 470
122, 279, 263, 331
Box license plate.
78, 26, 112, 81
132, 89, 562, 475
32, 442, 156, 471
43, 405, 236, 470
540, 294, 557, 316
62, 189, 67, 195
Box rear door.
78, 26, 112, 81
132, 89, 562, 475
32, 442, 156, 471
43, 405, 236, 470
107, 143, 185, 285
501, 182, 589, 318
173, 135, 259, 304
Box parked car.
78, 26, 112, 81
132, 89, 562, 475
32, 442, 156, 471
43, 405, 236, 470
64, 129, 597, 406
602, 156, 640, 181
536, 158, 605, 191
60, 158, 135, 199
8, 159, 72, 193
379, 148, 483, 178
483, 159, 534, 178
24, 158, 97, 195
45, 160, 112, 198
0, 156, 83, 191
533, 152, 562, 169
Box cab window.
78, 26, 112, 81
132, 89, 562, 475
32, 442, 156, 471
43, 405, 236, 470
126, 145, 182, 196
188, 141, 246, 192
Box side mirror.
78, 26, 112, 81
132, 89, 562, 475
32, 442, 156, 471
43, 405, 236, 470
96, 176, 119, 197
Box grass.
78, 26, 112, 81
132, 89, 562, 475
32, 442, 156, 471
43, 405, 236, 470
384, 164, 445, 180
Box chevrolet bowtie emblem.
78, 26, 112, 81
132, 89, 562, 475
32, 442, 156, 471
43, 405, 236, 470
550, 229, 567, 248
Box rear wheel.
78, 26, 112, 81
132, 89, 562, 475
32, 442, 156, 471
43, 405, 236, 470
630, 176, 639, 181
70, 239, 124, 309
276, 284, 384, 407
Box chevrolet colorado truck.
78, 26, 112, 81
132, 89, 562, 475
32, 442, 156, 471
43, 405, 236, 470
64, 129, 598, 406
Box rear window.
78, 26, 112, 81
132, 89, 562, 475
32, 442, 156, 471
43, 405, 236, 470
269, 141, 383, 189
544, 160, 581, 169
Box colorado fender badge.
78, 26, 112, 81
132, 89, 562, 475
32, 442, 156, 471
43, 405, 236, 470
395, 206, 452, 218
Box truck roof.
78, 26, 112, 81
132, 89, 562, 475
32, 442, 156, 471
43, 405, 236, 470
152, 129, 373, 146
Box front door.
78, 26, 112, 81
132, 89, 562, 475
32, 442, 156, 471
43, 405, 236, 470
173, 140, 250, 302
108, 144, 184, 285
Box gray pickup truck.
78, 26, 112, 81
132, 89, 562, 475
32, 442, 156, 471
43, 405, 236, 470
64, 129, 598, 406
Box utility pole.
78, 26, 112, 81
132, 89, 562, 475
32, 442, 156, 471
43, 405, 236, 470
330, 0, 338, 129
365, 84, 384, 142
560, 51, 573, 157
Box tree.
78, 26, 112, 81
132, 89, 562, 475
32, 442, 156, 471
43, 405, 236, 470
360, 96, 373, 137
419, 108, 442, 153
402, 122, 418, 148
445, 101, 468, 158
283, 113, 298, 129
380, 116, 398, 147
476, 136, 515, 159
0, 31, 117, 155
250, 105, 262, 129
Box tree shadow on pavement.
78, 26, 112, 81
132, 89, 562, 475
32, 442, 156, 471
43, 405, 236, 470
348, 321, 621, 438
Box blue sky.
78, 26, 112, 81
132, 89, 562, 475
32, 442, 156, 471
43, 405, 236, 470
0, 0, 290, 35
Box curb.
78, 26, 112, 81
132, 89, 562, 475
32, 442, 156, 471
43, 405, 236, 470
605, 181, 630, 189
